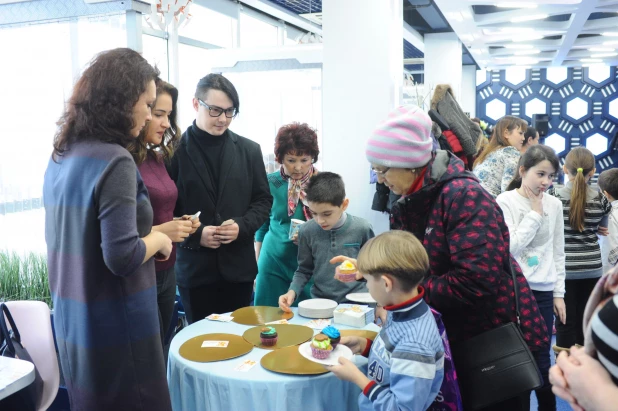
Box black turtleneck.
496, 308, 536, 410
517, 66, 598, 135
190, 121, 227, 193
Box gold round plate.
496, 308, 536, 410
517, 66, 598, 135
243, 324, 313, 350
261, 345, 329, 375
231, 306, 294, 326
179, 333, 253, 363
340, 329, 378, 341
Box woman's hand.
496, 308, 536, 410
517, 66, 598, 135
554, 297, 566, 325
551, 347, 618, 411
153, 231, 173, 261
153, 220, 193, 242
178, 214, 201, 234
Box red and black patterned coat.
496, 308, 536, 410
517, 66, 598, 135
390, 150, 549, 352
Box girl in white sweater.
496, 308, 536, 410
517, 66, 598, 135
496, 144, 566, 411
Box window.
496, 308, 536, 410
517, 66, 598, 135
0, 14, 127, 254
143, 34, 169, 81
239, 12, 278, 48
224, 68, 322, 171
179, 4, 234, 48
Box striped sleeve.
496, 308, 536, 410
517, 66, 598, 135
591, 294, 618, 383
364, 343, 444, 411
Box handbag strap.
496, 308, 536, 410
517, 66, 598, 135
505, 259, 521, 326
0, 303, 20, 354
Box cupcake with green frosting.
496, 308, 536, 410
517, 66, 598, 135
260, 326, 278, 346
321, 326, 341, 348
311, 333, 333, 359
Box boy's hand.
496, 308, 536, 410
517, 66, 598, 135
278, 290, 296, 313
340, 336, 367, 355
327, 357, 371, 389
375, 306, 387, 326
330, 255, 363, 281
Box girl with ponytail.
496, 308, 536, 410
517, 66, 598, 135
553, 147, 612, 353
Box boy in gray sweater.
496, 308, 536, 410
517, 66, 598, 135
279, 172, 374, 309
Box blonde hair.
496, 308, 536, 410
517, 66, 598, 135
357, 230, 429, 292
564, 147, 596, 232
474, 115, 527, 168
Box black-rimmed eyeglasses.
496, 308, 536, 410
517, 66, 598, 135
198, 99, 237, 118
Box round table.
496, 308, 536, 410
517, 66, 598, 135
167, 307, 379, 411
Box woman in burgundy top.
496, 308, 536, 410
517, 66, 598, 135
129, 80, 199, 348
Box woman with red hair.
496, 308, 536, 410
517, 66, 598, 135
254, 122, 320, 306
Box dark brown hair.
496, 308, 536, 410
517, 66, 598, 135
128, 79, 181, 165
564, 147, 596, 232
274, 122, 320, 163
195, 73, 240, 114
52, 48, 159, 161
598, 168, 618, 200
474, 115, 527, 168
507, 144, 559, 191
523, 126, 538, 148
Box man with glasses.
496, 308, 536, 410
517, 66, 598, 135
168, 73, 272, 323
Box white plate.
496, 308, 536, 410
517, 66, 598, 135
346, 293, 376, 304
298, 341, 354, 366
298, 298, 338, 319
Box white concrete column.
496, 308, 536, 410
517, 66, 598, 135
461, 65, 477, 118
322, 0, 403, 234
424, 33, 462, 103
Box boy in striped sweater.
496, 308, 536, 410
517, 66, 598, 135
327, 231, 444, 411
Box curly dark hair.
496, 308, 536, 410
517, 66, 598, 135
274, 122, 319, 163
128, 79, 181, 166
52, 48, 160, 161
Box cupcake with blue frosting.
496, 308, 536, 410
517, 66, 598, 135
321, 326, 341, 348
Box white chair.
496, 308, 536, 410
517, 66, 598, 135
4, 301, 60, 411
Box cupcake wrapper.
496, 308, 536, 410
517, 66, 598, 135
311, 344, 332, 359
260, 337, 278, 346
337, 273, 357, 282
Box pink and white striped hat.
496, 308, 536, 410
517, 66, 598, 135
366, 106, 433, 169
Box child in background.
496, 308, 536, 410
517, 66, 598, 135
278, 172, 374, 309
598, 168, 618, 273
496, 145, 565, 410
552, 147, 612, 351
327, 231, 444, 411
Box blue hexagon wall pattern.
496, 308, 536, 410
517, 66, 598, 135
477, 67, 618, 171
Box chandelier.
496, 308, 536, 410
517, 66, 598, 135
144, 0, 193, 31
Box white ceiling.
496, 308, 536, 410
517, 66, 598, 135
432, 0, 618, 69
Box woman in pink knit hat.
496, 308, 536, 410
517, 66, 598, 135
364, 106, 549, 411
